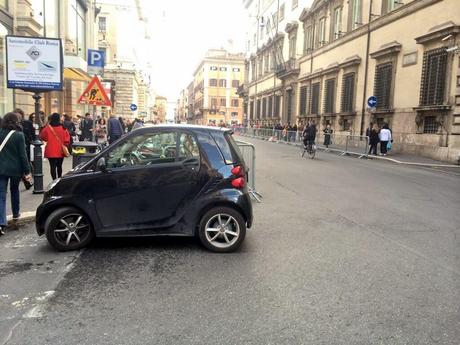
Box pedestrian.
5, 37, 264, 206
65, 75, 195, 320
368, 124, 380, 155
96, 116, 107, 144
79, 112, 93, 141
14, 108, 34, 190
0, 112, 32, 235
379, 123, 392, 156
366, 122, 373, 138
291, 123, 298, 142
132, 118, 143, 130
108, 113, 124, 144
40, 113, 70, 180
323, 124, 333, 148
63, 114, 76, 148
118, 117, 126, 134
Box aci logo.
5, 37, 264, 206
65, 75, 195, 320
26, 46, 41, 60
38, 61, 57, 72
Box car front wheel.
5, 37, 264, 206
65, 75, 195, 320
198, 207, 246, 253
45, 207, 94, 251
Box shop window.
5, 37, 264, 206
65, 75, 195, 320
419, 48, 448, 106
374, 63, 393, 110
423, 116, 438, 134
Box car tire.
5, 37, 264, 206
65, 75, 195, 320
45, 207, 94, 251
198, 207, 246, 253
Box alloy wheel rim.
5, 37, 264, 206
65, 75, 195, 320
53, 213, 90, 247
205, 213, 240, 249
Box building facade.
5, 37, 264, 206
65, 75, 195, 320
97, 0, 153, 120
153, 95, 167, 123
185, 49, 246, 126
0, 0, 99, 117
241, 0, 460, 163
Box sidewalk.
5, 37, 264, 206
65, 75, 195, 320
236, 133, 460, 168
6, 157, 73, 220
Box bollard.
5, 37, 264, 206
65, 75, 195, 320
32, 139, 44, 194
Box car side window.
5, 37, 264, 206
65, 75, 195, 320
106, 131, 177, 169
178, 133, 200, 161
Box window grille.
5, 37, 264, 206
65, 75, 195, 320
423, 116, 438, 134
419, 48, 448, 106
324, 79, 335, 113
341, 73, 355, 113
374, 63, 393, 110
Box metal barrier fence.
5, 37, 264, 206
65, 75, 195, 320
235, 140, 262, 202
237, 128, 369, 158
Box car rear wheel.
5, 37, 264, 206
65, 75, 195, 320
45, 207, 94, 251
198, 207, 246, 253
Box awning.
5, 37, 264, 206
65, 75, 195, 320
63, 68, 91, 82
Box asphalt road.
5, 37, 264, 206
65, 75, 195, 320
1, 137, 459, 345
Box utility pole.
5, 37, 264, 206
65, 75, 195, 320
360, 0, 374, 136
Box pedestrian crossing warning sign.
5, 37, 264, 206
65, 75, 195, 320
77, 76, 112, 106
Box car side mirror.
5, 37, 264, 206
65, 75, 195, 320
96, 157, 108, 173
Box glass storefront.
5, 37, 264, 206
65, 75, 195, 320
0, 22, 13, 116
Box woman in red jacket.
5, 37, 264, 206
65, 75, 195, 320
40, 113, 70, 180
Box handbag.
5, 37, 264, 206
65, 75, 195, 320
0, 130, 15, 153
48, 125, 70, 157
387, 141, 392, 151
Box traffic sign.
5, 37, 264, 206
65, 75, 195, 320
87, 49, 105, 75
130, 103, 138, 111
77, 75, 112, 106
367, 96, 377, 108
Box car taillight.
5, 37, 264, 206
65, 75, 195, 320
231, 177, 245, 189
231, 165, 244, 177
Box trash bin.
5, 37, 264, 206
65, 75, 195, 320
71, 141, 99, 168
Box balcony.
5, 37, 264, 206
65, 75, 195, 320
275, 58, 300, 79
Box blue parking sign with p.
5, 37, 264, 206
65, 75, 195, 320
88, 49, 105, 67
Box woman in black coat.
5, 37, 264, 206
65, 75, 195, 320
368, 124, 380, 155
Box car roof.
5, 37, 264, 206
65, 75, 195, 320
135, 124, 232, 133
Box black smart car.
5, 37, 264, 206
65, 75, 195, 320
36, 125, 253, 253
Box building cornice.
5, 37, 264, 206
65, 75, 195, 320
370, 41, 402, 59
285, 21, 299, 34
339, 55, 362, 68
415, 21, 460, 44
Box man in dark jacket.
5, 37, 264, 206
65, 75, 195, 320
302, 120, 317, 148
80, 113, 93, 141
107, 114, 124, 144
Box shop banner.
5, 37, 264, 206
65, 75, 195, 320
6, 35, 63, 91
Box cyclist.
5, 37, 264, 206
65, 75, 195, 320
302, 120, 317, 151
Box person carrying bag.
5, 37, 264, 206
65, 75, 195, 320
40, 113, 70, 180
0, 113, 32, 235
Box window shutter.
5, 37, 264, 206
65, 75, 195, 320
324, 79, 335, 113
299, 86, 307, 115
374, 63, 393, 110
311, 83, 320, 114
341, 73, 355, 113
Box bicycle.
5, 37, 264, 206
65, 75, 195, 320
300, 140, 316, 159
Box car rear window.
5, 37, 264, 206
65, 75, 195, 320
209, 131, 241, 165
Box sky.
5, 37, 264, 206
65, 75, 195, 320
142, 0, 249, 104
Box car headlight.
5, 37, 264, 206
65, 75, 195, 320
45, 178, 61, 192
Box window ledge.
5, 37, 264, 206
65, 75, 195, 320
373, 108, 395, 114
414, 105, 452, 112
337, 112, 357, 117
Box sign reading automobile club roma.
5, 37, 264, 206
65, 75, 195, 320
6, 35, 63, 91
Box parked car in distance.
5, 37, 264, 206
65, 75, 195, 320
36, 125, 253, 253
